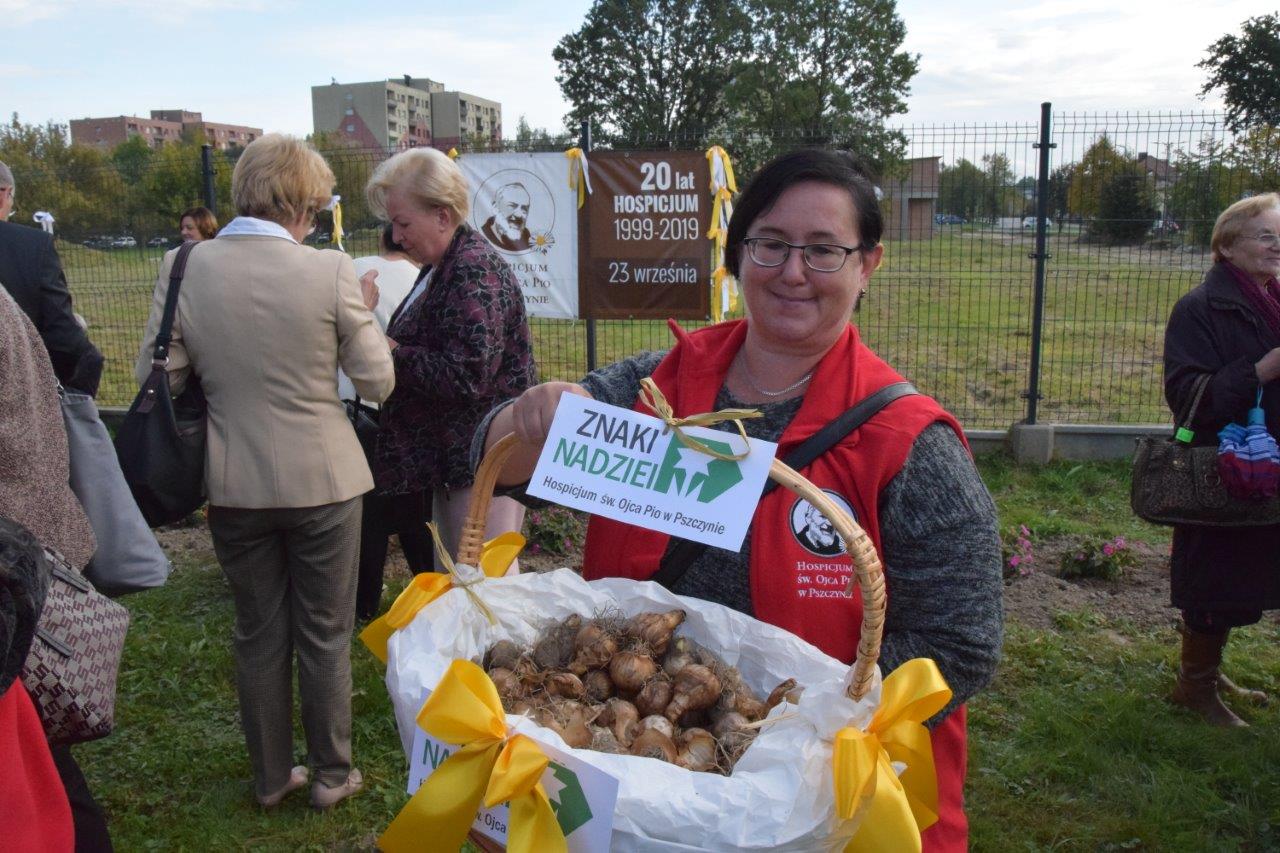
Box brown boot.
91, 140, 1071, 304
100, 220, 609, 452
1172, 626, 1248, 727
1218, 673, 1269, 705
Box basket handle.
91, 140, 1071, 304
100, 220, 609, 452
463, 433, 885, 701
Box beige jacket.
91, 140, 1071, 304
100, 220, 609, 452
135, 235, 394, 509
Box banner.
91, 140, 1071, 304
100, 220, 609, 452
580, 151, 711, 320
458, 153, 579, 319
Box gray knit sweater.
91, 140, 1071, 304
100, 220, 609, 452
474, 350, 1003, 723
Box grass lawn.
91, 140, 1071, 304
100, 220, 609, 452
59, 226, 1207, 428
74, 455, 1280, 850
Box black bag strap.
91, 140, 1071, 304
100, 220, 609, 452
1174, 373, 1212, 442
650, 380, 919, 590
150, 241, 198, 368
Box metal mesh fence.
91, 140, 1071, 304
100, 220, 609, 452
15, 110, 1259, 427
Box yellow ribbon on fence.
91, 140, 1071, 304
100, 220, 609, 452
705, 145, 737, 195
711, 264, 738, 323
565, 147, 592, 208
359, 529, 525, 664
833, 658, 953, 853
637, 376, 761, 462
378, 660, 567, 853
447, 147, 460, 160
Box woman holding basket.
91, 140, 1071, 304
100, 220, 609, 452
479, 149, 1003, 851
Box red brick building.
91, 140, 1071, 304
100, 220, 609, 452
69, 110, 262, 151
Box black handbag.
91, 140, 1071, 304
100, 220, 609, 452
1131, 373, 1280, 527
344, 396, 380, 463
114, 242, 208, 527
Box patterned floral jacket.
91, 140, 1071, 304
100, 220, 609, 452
374, 224, 536, 495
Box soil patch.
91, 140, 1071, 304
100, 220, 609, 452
153, 526, 1192, 635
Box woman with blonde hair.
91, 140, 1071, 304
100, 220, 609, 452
364, 147, 535, 572
136, 133, 394, 807
1163, 191, 1280, 727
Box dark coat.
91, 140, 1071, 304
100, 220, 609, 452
0, 221, 103, 396
374, 224, 536, 495
1163, 262, 1280, 613
0, 518, 49, 694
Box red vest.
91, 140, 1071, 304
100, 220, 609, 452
582, 319, 970, 852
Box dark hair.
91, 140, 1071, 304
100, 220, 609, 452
380, 222, 408, 255
180, 206, 219, 240
725, 149, 882, 278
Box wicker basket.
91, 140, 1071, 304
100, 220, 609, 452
460, 432, 885, 701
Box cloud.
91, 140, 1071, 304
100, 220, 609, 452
2, 0, 271, 26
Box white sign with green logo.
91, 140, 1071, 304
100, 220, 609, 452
528, 395, 777, 551
407, 690, 619, 851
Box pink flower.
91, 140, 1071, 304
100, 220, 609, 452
1009, 555, 1022, 567
1114, 537, 1126, 549
1102, 543, 1114, 556
1020, 525, 1031, 537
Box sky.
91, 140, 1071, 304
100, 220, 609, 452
0, 0, 1263, 139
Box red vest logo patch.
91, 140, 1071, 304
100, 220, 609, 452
788, 490, 857, 557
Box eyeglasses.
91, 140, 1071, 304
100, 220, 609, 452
1248, 232, 1280, 249
742, 237, 868, 273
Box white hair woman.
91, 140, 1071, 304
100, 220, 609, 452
1162, 191, 1280, 727
364, 147, 536, 574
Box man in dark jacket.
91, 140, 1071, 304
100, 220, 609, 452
0, 161, 104, 397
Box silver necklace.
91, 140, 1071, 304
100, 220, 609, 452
739, 358, 814, 397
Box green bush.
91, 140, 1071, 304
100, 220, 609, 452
1058, 535, 1137, 581
522, 505, 586, 556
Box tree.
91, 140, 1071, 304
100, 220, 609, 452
1092, 166, 1157, 244
1166, 141, 1244, 247
1066, 136, 1128, 220
725, 0, 917, 175
553, 0, 751, 144
1047, 163, 1075, 225
0, 114, 122, 238
938, 158, 986, 221
1198, 13, 1280, 132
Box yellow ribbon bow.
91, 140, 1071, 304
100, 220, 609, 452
637, 376, 761, 462
447, 147, 460, 160
565, 147, 592, 209
378, 660, 567, 853
359, 529, 525, 664
833, 658, 953, 853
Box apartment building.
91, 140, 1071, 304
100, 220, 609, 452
311, 76, 501, 150
69, 110, 261, 151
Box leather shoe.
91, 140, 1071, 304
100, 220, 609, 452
257, 765, 309, 808
311, 768, 363, 810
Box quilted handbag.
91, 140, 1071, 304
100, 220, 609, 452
21, 547, 130, 745
1131, 374, 1280, 527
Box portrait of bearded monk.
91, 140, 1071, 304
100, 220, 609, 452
481, 181, 532, 252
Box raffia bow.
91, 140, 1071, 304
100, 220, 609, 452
378, 660, 567, 853
637, 377, 761, 462
833, 658, 953, 852
359, 527, 525, 664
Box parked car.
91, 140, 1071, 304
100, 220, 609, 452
111, 236, 137, 249
146, 236, 170, 248
1021, 217, 1053, 230
1152, 219, 1181, 235
934, 213, 965, 225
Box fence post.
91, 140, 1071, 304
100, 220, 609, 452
1024, 102, 1055, 425
581, 119, 597, 373
201, 144, 217, 217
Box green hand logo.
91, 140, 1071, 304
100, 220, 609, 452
546, 762, 592, 836
651, 435, 743, 503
